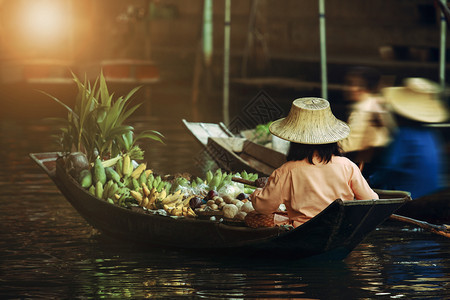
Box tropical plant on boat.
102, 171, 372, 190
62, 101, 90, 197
42, 71, 163, 163
241, 121, 273, 146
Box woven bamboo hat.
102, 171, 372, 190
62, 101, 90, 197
269, 97, 350, 144
382, 77, 449, 123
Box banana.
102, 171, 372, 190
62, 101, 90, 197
131, 178, 140, 191
105, 167, 121, 183
138, 170, 147, 185
142, 182, 151, 197
160, 190, 182, 205
122, 154, 131, 177
187, 207, 197, 217
153, 175, 162, 189
165, 182, 172, 194
141, 197, 149, 208
249, 172, 258, 181
209, 173, 221, 190
103, 180, 114, 200
158, 188, 167, 200
131, 162, 147, 179
147, 173, 155, 189
214, 168, 223, 180
206, 170, 213, 184
196, 177, 204, 186
145, 169, 153, 177
116, 157, 123, 178
130, 190, 143, 204
147, 187, 158, 206
101, 155, 121, 168
172, 208, 182, 216
95, 181, 104, 199
182, 195, 196, 207
108, 182, 119, 200
156, 180, 166, 193
88, 184, 96, 195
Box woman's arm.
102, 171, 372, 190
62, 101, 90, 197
251, 171, 285, 214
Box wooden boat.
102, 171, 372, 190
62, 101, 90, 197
182, 119, 285, 177
394, 187, 450, 224
205, 136, 286, 177
182, 119, 234, 147
30, 152, 410, 261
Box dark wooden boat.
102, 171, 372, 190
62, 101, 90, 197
30, 152, 410, 260
182, 119, 285, 176
205, 136, 286, 177
394, 187, 450, 224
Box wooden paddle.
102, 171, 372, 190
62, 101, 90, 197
232, 176, 258, 186
390, 214, 450, 238
232, 177, 450, 238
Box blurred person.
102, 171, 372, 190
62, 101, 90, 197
339, 66, 396, 175
246, 97, 379, 229
369, 78, 449, 199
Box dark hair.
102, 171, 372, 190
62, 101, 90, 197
346, 66, 381, 93
286, 142, 342, 164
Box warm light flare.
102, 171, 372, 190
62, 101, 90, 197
19, 0, 67, 44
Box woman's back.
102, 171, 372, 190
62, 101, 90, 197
252, 156, 378, 226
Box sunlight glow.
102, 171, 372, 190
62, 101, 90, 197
20, 0, 67, 44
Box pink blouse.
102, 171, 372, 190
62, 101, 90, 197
251, 156, 379, 227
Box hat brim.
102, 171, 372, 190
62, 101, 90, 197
269, 117, 350, 144
383, 87, 449, 123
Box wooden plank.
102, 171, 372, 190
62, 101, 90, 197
183, 119, 233, 146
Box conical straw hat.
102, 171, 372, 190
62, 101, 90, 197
382, 77, 449, 123
269, 97, 350, 144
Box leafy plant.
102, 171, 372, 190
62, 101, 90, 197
42, 71, 163, 162
252, 122, 273, 144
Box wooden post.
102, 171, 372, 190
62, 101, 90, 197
439, 0, 447, 91
203, 0, 213, 66
223, 0, 231, 125
319, 0, 328, 99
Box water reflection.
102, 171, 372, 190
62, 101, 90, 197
347, 225, 450, 299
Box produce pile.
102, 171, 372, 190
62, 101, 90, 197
76, 153, 259, 221
48, 71, 260, 224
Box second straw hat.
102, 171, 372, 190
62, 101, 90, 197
269, 97, 350, 144
382, 77, 449, 123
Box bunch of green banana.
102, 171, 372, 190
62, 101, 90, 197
203, 168, 236, 191
190, 176, 206, 188
236, 170, 259, 194
78, 154, 155, 207
146, 174, 171, 193
83, 171, 129, 205
237, 170, 258, 181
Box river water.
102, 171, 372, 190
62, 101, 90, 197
1, 80, 450, 299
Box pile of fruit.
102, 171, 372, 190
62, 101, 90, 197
77, 154, 259, 221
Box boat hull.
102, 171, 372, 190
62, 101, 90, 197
30, 152, 410, 260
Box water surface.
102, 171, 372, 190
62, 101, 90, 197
1, 85, 449, 299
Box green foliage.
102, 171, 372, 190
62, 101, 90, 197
252, 121, 273, 145
42, 71, 164, 162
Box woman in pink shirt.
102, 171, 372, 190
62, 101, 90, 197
249, 97, 379, 228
